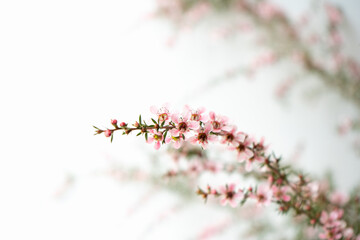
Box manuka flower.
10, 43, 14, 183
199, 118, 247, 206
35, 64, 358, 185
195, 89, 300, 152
219, 184, 243, 208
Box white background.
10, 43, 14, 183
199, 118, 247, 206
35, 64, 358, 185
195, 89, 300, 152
0, 0, 359, 239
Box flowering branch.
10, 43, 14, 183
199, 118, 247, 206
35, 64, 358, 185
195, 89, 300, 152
94, 104, 360, 239
155, 0, 360, 108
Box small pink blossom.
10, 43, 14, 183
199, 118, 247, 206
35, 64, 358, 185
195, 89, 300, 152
229, 135, 254, 162
185, 105, 208, 122
168, 133, 184, 149
320, 209, 344, 228
147, 129, 170, 150
209, 111, 228, 132
251, 184, 272, 207
271, 186, 291, 202
219, 183, 244, 208
150, 103, 171, 123
220, 126, 245, 145
187, 160, 203, 176
325, 4, 342, 25
203, 160, 222, 173
188, 123, 217, 149
330, 191, 349, 206
246, 137, 268, 170
343, 228, 354, 240
170, 111, 199, 136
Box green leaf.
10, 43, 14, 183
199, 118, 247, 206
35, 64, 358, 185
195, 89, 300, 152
139, 115, 142, 126
110, 134, 114, 143
162, 130, 168, 143
136, 132, 141, 136
151, 118, 157, 125
161, 121, 165, 127
145, 132, 148, 141
93, 125, 99, 129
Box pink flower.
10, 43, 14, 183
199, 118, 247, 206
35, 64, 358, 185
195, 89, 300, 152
343, 228, 354, 240
188, 123, 217, 149
168, 133, 184, 149
245, 137, 267, 170
104, 129, 112, 137
251, 184, 272, 207
147, 129, 170, 150
220, 126, 245, 145
187, 160, 203, 176
150, 103, 171, 123
319, 230, 342, 240
170, 111, 199, 136
330, 191, 349, 206
208, 111, 228, 132
219, 184, 244, 208
271, 186, 291, 202
203, 160, 222, 173
320, 209, 344, 227
325, 4, 342, 25
185, 105, 208, 122
229, 135, 254, 162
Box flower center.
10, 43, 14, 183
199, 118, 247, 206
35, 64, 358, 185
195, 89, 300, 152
225, 133, 234, 142
226, 191, 234, 199
159, 113, 168, 122
191, 113, 200, 121
154, 133, 162, 141
237, 143, 246, 152
178, 122, 187, 131
258, 193, 266, 202
212, 121, 221, 129
198, 133, 207, 143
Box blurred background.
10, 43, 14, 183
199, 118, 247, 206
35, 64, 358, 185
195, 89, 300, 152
0, 0, 360, 239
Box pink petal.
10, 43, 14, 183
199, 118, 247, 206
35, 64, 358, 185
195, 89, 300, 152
229, 199, 238, 208
245, 148, 254, 158
209, 111, 216, 120
238, 152, 248, 162
188, 121, 199, 129
200, 115, 209, 122
147, 137, 154, 144
173, 140, 181, 149
150, 105, 158, 114
163, 102, 170, 110
228, 184, 236, 191
188, 136, 198, 144
170, 129, 179, 136
165, 137, 171, 144
197, 107, 206, 114
154, 141, 161, 150
220, 198, 228, 206
204, 123, 212, 133
208, 135, 218, 142
171, 113, 179, 124
282, 195, 291, 202
245, 161, 253, 172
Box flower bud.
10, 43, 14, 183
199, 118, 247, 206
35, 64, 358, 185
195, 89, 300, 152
120, 122, 126, 127
104, 129, 112, 137
111, 119, 117, 125
134, 121, 140, 128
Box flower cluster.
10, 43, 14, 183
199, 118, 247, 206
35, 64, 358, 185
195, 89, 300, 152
94, 105, 360, 240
